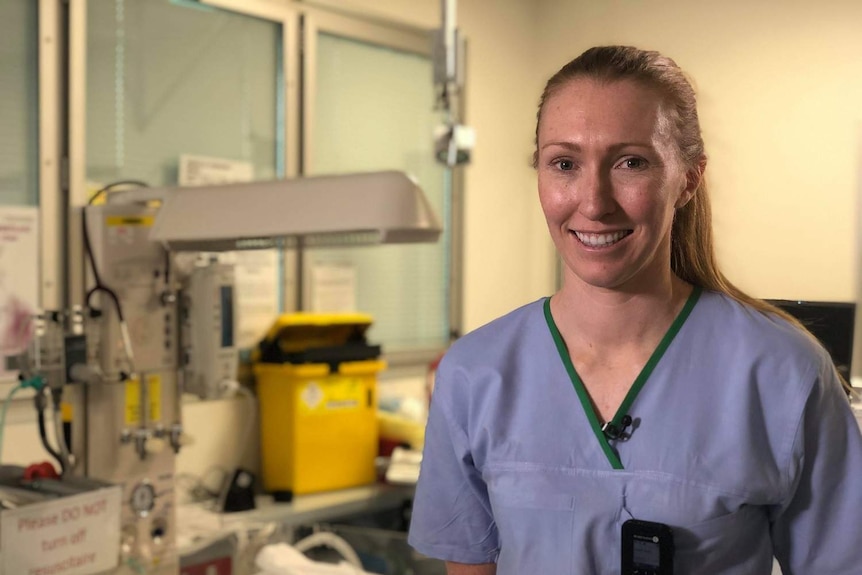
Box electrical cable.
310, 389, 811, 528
51, 389, 73, 473
36, 389, 64, 473
87, 179, 149, 206
231, 384, 256, 473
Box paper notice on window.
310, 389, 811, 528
310, 263, 357, 313
178, 154, 254, 186
0, 206, 39, 366
178, 155, 279, 349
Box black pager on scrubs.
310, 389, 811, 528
621, 519, 674, 575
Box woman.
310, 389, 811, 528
408, 46, 862, 574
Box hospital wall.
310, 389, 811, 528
534, 0, 862, 303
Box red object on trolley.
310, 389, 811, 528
23, 461, 59, 480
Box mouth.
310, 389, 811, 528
572, 229, 633, 248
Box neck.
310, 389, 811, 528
551, 272, 692, 352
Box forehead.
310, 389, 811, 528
538, 78, 669, 145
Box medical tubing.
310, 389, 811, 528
233, 385, 256, 471
51, 388, 73, 474
82, 181, 149, 372
35, 389, 65, 473
87, 179, 150, 206
119, 320, 136, 369
292, 531, 364, 569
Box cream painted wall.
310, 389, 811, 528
534, 0, 862, 301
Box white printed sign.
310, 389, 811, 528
1, 486, 122, 575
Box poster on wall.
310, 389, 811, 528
178, 155, 279, 349
0, 206, 39, 378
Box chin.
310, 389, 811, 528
562, 264, 650, 292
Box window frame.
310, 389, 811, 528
299, 6, 461, 367
39, 0, 62, 311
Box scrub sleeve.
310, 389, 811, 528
771, 357, 862, 575
408, 360, 499, 564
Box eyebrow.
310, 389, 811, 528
539, 141, 655, 153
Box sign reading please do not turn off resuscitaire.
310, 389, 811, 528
0, 485, 122, 575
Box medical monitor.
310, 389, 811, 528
766, 299, 855, 383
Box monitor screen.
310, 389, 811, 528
766, 300, 855, 382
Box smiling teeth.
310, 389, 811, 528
574, 230, 631, 247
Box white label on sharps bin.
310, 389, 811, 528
301, 382, 324, 410
1, 486, 122, 575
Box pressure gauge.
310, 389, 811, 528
130, 481, 156, 517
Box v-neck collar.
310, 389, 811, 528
543, 286, 702, 470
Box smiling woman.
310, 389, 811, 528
408, 45, 862, 575
535, 78, 692, 294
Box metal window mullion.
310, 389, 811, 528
283, 10, 299, 180
300, 13, 318, 178
286, 12, 302, 313
67, 0, 88, 310
39, 0, 63, 310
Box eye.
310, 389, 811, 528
617, 157, 648, 170
553, 159, 575, 171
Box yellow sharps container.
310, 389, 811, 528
254, 313, 385, 501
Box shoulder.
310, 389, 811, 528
441, 298, 549, 371
432, 298, 549, 408
673, 289, 840, 432
692, 289, 832, 376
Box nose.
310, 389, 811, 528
578, 167, 616, 221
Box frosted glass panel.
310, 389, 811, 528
310, 33, 449, 352
0, 0, 39, 205
86, 0, 279, 186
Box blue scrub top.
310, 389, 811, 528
408, 289, 862, 574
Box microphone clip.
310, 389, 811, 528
602, 415, 633, 441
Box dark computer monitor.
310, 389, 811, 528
766, 300, 856, 382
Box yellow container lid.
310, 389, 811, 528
254, 312, 378, 362
261, 312, 373, 343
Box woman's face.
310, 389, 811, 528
536, 78, 695, 293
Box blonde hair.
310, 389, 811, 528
535, 46, 854, 392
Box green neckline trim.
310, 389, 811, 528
543, 286, 702, 470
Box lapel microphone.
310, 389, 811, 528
602, 415, 633, 440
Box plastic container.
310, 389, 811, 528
254, 313, 385, 499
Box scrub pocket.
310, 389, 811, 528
673, 504, 773, 574
488, 481, 575, 575
623, 475, 773, 574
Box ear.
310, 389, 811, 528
675, 156, 706, 209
